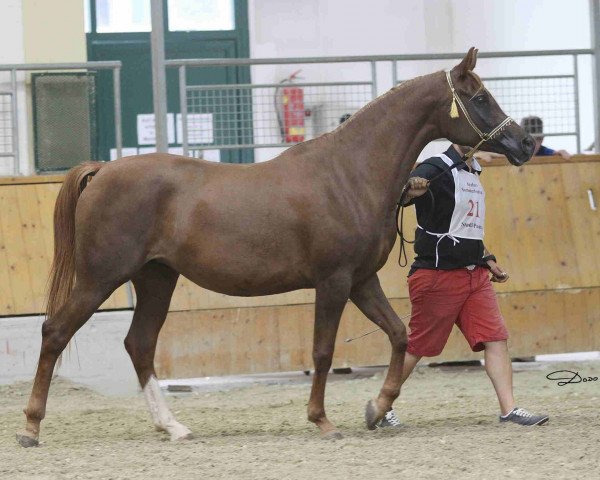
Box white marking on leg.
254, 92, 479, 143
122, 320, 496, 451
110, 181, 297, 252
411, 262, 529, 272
143, 375, 193, 441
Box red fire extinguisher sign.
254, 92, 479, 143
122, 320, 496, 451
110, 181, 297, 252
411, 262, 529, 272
282, 87, 305, 143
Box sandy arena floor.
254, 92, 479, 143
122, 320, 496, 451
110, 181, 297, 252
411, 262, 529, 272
1, 360, 599, 480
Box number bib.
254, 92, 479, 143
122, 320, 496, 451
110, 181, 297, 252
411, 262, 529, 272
439, 153, 485, 240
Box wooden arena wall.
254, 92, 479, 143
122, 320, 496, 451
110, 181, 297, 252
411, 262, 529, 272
1, 156, 599, 377
0, 176, 131, 315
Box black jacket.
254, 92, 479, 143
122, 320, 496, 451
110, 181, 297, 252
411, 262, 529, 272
408, 146, 488, 273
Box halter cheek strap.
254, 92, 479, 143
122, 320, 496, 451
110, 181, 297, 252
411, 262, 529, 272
446, 71, 514, 160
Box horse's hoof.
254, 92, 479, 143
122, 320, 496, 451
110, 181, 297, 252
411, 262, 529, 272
365, 399, 383, 430
16, 432, 39, 448
170, 428, 194, 441
322, 430, 343, 440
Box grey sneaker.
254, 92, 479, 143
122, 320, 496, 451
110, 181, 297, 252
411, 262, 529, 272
376, 409, 402, 428
499, 407, 549, 426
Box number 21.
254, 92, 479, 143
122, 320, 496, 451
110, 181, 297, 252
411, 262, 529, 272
467, 200, 480, 217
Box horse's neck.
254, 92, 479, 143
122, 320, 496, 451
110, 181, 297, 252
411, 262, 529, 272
328, 72, 442, 212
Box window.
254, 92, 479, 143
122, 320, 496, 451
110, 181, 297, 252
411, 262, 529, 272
95, 0, 151, 33
168, 0, 235, 31
84, 0, 91, 33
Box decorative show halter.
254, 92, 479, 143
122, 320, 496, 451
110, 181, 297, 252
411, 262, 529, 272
445, 70, 514, 160
395, 71, 515, 268
353, 71, 518, 342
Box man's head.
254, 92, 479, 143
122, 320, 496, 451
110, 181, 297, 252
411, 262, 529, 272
520, 116, 544, 152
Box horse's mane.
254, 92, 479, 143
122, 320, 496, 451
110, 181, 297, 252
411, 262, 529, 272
331, 71, 440, 134
280, 70, 441, 156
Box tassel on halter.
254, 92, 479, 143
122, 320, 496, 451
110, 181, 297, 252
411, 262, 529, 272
450, 96, 459, 118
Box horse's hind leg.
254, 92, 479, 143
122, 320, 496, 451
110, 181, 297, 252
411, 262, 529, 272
16, 281, 115, 447
349, 274, 408, 429
124, 262, 192, 441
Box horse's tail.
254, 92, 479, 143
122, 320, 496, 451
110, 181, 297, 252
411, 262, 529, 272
46, 162, 104, 321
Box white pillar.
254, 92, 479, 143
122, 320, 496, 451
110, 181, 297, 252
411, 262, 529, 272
589, 0, 600, 152
150, 0, 168, 153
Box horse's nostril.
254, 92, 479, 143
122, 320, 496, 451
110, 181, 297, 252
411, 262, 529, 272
522, 136, 535, 153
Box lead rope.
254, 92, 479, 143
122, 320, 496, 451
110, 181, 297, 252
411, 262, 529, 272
396, 185, 417, 267
345, 312, 412, 343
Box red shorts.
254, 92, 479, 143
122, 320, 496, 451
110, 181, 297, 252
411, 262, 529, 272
407, 266, 508, 357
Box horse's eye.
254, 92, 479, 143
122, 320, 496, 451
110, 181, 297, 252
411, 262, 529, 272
475, 95, 487, 104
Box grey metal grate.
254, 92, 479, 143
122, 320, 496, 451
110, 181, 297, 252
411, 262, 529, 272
397, 75, 577, 139
0, 93, 13, 155
186, 82, 373, 150
33, 73, 97, 172
483, 76, 576, 136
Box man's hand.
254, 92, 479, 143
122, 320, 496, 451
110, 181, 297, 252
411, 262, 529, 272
487, 259, 509, 283
556, 149, 571, 160
405, 177, 429, 198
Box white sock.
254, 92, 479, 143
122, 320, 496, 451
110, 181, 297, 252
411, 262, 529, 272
500, 407, 517, 418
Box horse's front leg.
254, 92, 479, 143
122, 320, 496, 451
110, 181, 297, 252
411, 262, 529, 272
350, 274, 408, 429
307, 273, 352, 439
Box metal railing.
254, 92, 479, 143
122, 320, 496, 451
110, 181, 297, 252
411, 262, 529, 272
167, 49, 593, 158
396, 72, 581, 151
482, 75, 579, 148
0, 70, 19, 173
184, 81, 373, 150
394, 54, 583, 151
0, 61, 122, 176
170, 57, 380, 158
0, 91, 16, 158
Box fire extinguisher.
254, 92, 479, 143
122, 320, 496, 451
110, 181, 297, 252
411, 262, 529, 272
275, 70, 305, 143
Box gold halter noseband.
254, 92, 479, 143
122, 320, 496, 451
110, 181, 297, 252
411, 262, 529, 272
445, 71, 514, 159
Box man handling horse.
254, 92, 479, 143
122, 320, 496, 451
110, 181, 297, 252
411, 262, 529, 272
380, 144, 549, 428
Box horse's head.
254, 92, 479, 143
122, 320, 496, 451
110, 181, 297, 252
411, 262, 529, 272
440, 47, 535, 166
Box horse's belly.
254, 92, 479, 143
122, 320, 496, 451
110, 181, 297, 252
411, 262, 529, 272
175, 262, 312, 297
166, 233, 312, 296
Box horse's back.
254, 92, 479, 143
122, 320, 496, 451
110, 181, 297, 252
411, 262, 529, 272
73, 153, 319, 294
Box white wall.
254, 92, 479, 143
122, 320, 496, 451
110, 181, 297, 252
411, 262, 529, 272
247, 0, 592, 162
0, 1, 594, 171
0, 0, 27, 176
0, 0, 24, 62
448, 0, 590, 52
0, 311, 138, 396
250, 0, 429, 58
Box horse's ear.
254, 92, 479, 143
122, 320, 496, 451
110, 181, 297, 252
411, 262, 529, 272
470, 48, 479, 71
453, 47, 478, 78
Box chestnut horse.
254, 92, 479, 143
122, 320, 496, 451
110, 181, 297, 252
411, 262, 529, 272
17, 48, 533, 447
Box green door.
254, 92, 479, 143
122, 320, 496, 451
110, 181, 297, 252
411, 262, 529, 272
87, 0, 251, 163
